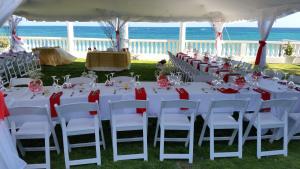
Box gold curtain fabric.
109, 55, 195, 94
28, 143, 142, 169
85, 51, 131, 71
32, 47, 76, 66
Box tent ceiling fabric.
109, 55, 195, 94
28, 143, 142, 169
14, 0, 300, 22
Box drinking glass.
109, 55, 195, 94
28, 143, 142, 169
135, 75, 141, 86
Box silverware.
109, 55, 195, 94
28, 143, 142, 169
152, 88, 157, 94
30, 94, 36, 99
70, 91, 75, 97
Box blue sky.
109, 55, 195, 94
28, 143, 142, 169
17, 12, 300, 28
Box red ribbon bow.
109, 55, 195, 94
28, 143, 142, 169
254, 40, 267, 65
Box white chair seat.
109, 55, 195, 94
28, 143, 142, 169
244, 113, 284, 128
162, 114, 190, 129
66, 118, 96, 133
113, 114, 143, 129
17, 122, 50, 137
202, 113, 238, 129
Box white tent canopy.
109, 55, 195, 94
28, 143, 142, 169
14, 0, 300, 22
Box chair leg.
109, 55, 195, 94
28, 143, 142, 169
52, 131, 61, 154
188, 127, 194, 163
45, 136, 51, 169
17, 140, 26, 157
62, 132, 70, 169
228, 129, 238, 146
112, 127, 118, 162
160, 126, 165, 161
238, 125, 243, 159
209, 126, 214, 160
99, 122, 106, 150
153, 120, 160, 147
185, 131, 190, 148
143, 122, 148, 161
257, 126, 262, 159
198, 121, 207, 146
243, 123, 252, 145
95, 126, 101, 165
284, 123, 288, 156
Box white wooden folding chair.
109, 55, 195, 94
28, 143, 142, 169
4, 58, 17, 79
8, 105, 60, 169
243, 98, 297, 159
153, 100, 200, 163
55, 102, 105, 169
69, 77, 93, 85
109, 100, 148, 161
0, 64, 9, 86
10, 78, 32, 87
198, 99, 249, 160
16, 56, 28, 77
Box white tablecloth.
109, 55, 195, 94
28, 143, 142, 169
5, 82, 261, 120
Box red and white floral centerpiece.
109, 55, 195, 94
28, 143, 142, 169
28, 71, 44, 93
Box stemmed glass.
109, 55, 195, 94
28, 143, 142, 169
135, 75, 141, 86
288, 75, 296, 90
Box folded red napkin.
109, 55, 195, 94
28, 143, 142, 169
223, 73, 240, 83
217, 88, 239, 94
222, 62, 231, 70
176, 88, 189, 110
50, 91, 63, 117
235, 76, 246, 87
253, 88, 271, 112
88, 90, 100, 115
135, 87, 147, 114
0, 92, 9, 120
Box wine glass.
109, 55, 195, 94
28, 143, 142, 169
288, 75, 295, 89
135, 75, 141, 86
51, 76, 57, 89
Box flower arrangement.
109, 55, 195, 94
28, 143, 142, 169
28, 71, 44, 93
283, 42, 294, 57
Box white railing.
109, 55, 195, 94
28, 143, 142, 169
19, 36, 300, 58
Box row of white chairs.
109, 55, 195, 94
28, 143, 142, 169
0, 51, 41, 86
168, 51, 253, 82
7, 97, 298, 168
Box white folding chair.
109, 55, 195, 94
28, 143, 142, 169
69, 77, 93, 85
16, 56, 29, 77
55, 102, 105, 169
153, 100, 200, 163
10, 78, 32, 87
243, 98, 297, 159
4, 58, 17, 79
0, 63, 9, 86
109, 100, 148, 161
198, 99, 249, 160
8, 105, 60, 169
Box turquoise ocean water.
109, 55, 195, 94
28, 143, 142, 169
0, 26, 300, 41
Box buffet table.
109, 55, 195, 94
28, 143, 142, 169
85, 51, 131, 71
5, 82, 261, 120
32, 47, 76, 66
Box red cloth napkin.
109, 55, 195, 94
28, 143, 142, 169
88, 90, 100, 115
253, 88, 271, 112
135, 87, 147, 114
223, 73, 240, 83
0, 92, 9, 120
222, 62, 231, 70
217, 88, 239, 94
50, 91, 63, 118
175, 88, 189, 110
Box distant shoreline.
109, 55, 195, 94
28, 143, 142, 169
1, 26, 300, 41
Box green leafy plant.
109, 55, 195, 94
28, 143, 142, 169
0, 37, 9, 48
283, 42, 294, 57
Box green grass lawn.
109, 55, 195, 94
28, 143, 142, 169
24, 60, 300, 169
268, 64, 300, 75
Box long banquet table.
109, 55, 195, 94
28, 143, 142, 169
5, 82, 262, 120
